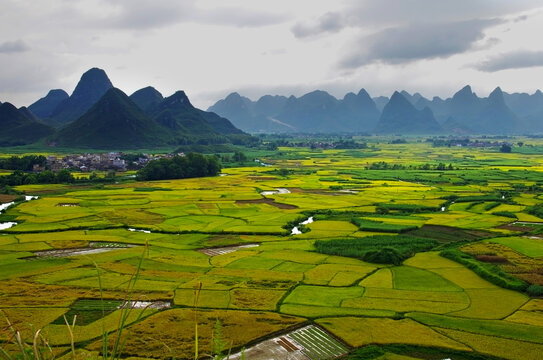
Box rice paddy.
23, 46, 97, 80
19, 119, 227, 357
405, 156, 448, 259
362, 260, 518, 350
1, 138, 543, 359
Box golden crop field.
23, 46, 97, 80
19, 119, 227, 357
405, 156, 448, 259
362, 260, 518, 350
1, 138, 543, 359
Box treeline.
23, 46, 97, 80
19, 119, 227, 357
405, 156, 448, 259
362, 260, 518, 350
366, 161, 454, 171
0, 155, 47, 171
137, 153, 221, 181
0, 170, 122, 194
440, 249, 527, 292
0, 169, 75, 187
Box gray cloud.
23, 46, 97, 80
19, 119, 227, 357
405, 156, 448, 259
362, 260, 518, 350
339, 19, 501, 69
292, 12, 344, 38
94, 0, 287, 30
0, 40, 30, 53
109, 0, 191, 29
199, 7, 288, 28
291, 0, 541, 38
475, 50, 543, 72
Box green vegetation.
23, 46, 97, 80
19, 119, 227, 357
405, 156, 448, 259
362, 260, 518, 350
440, 248, 528, 291
314, 235, 437, 265
1, 136, 543, 359
136, 153, 221, 181
352, 217, 418, 233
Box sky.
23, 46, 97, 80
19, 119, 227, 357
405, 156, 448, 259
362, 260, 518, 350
1, 0, 543, 109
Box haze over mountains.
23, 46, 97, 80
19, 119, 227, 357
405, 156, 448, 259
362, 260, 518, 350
2, 66, 543, 150
0, 68, 252, 149
210, 86, 543, 135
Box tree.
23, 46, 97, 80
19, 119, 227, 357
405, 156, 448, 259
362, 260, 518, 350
136, 153, 221, 181
233, 151, 247, 162
56, 169, 75, 183
37, 170, 55, 184
500, 144, 512, 153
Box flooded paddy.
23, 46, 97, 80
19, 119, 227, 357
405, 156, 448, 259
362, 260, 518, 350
33, 242, 136, 258
230, 325, 347, 360
198, 243, 259, 257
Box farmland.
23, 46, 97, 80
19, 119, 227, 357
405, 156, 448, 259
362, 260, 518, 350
1, 137, 543, 359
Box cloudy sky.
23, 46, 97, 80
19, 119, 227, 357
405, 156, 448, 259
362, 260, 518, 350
1, 0, 543, 109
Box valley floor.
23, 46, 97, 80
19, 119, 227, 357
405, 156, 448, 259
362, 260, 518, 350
1, 139, 543, 359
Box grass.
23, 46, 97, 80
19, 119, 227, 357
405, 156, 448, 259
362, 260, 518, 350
392, 266, 463, 292
436, 327, 543, 360
283, 285, 364, 307
450, 288, 528, 319
87, 308, 305, 359
487, 237, 543, 257
351, 218, 418, 233
317, 317, 470, 351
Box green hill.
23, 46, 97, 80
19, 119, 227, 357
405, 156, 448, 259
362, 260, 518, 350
0, 102, 55, 146
28, 89, 69, 118
48, 68, 113, 127
130, 86, 164, 114
151, 91, 253, 146
54, 88, 173, 149
374, 92, 442, 134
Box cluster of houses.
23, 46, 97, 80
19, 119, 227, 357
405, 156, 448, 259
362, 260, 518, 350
40, 152, 184, 173
430, 138, 514, 148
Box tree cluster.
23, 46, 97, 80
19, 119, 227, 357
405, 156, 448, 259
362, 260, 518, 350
136, 153, 221, 181
0, 155, 47, 171
366, 161, 454, 171
0, 169, 74, 187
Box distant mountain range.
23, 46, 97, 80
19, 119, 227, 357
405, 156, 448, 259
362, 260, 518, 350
0, 68, 252, 149
3, 68, 543, 149
210, 86, 543, 134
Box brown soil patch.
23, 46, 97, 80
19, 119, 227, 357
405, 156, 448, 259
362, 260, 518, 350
0, 195, 16, 203
498, 224, 534, 232
236, 198, 297, 209
197, 203, 216, 209
476, 254, 509, 264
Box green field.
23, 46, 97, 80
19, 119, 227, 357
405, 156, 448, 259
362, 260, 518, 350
1, 137, 543, 359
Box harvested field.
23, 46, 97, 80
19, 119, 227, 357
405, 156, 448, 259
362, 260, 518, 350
32, 242, 135, 258
498, 224, 535, 232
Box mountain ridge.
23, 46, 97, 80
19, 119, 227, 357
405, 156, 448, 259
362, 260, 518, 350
210, 85, 541, 134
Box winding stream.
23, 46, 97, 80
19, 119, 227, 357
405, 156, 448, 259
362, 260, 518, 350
0, 195, 39, 230
291, 216, 314, 235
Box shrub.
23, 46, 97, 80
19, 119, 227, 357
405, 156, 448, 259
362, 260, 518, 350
348, 345, 385, 359
351, 218, 418, 233
492, 211, 517, 219
526, 284, 543, 297
363, 248, 404, 266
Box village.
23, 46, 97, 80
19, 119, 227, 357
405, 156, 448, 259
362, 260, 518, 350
41, 152, 184, 173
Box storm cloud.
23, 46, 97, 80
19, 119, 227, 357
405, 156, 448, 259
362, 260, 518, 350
476, 50, 543, 72
1, 0, 543, 108
0, 40, 29, 53
292, 12, 344, 38
339, 19, 502, 69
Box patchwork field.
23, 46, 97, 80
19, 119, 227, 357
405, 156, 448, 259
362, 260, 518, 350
1, 138, 543, 359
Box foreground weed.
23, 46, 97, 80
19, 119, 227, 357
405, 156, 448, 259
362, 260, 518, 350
193, 282, 202, 360
0, 312, 53, 360
210, 318, 233, 360
95, 240, 149, 360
